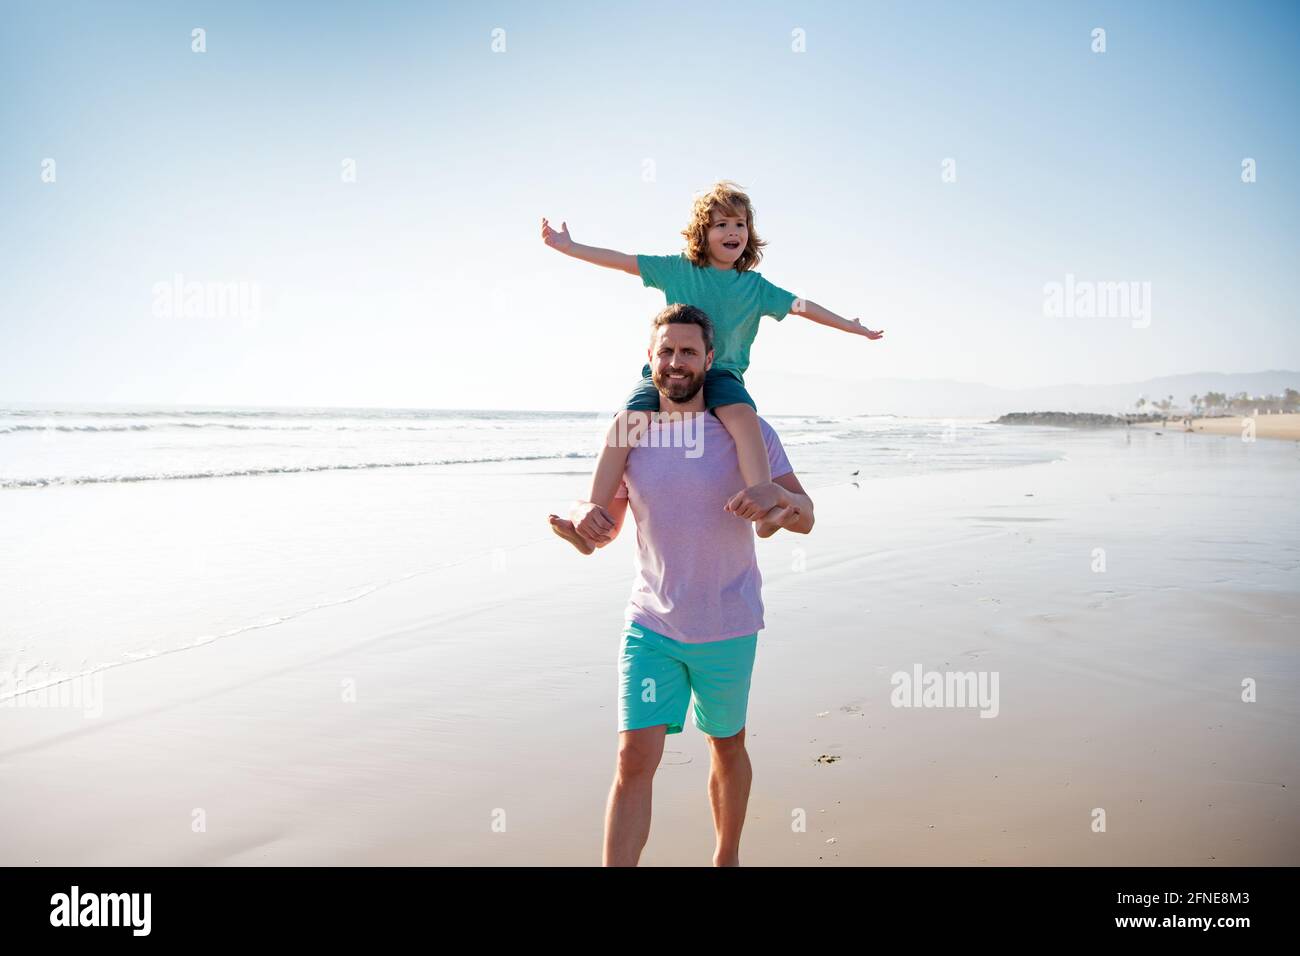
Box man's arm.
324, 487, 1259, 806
790, 298, 883, 340
728, 472, 814, 537
764, 472, 814, 535
605, 494, 630, 538
541, 218, 639, 275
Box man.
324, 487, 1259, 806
548, 303, 815, 867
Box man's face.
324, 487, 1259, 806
649, 322, 712, 403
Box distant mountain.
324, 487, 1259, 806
746, 370, 1300, 418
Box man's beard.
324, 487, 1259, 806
652, 366, 705, 403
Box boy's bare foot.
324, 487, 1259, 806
548, 514, 595, 555
755, 503, 796, 538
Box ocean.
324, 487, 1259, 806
0, 405, 1061, 488
0, 405, 1067, 701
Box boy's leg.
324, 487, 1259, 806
550, 416, 648, 554
587, 410, 651, 513
550, 367, 658, 554
714, 403, 771, 488
705, 369, 770, 490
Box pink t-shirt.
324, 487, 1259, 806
614, 413, 793, 643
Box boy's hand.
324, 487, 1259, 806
541, 217, 573, 253
850, 318, 884, 339
790, 299, 883, 339
570, 500, 615, 543
724, 482, 786, 521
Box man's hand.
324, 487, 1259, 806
541, 217, 574, 254
724, 482, 786, 521
755, 503, 799, 538
743, 473, 815, 536
570, 500, 615, 543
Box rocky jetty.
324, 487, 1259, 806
991, 411, 1160, 428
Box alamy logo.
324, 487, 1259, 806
49, 886, 151, 936
151, 273, 261, 322
0, 656, 103, 718
890, 664, 1000, 718
606, 411, 705, 459
1043, 273, 1151, 328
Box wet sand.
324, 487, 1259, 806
2, 427, 1297, 865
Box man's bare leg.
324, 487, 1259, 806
603, 725, 667, 866
550, 410, 653, 554
705, 726, 752, 866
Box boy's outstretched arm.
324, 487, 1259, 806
540, 218, 639, 275
789, 298, 884, 339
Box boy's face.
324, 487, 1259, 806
706, 208, 748, 268
648, 323, 712, 403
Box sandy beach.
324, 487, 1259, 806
1136, 412, 1300, 442
2, 425, 1297, 866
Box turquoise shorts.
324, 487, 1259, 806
617, 620, 758, 738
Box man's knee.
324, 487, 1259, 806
706, 725, 747, 757
616, 728, 666, 779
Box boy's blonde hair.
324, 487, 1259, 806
681, 181, 767, 272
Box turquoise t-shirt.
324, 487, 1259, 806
637, 253, 797, 380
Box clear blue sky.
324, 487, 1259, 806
2, 0, 1297, 411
